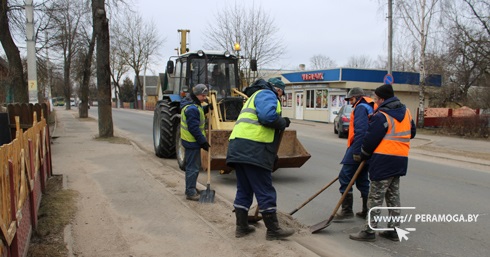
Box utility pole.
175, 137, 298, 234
25, 0, 38, 103
388, 0, 393, 74
143, 61, 147, 110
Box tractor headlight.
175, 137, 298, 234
224, 51, 230, 57
197, 50, 205, 57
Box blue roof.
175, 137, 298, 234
282, 68, 442, 87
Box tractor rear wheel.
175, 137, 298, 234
175, 123, 186, 171
153, 99, 179, 158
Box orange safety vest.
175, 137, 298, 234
347, 96, 376, 147
373, 109, 413, 157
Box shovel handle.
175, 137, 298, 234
290, 176, 339, 215
207, 91, 212, 184
329, 161, 366, 221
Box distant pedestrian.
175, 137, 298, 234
180, 84, 211, 201
226, 77, 294, 240
349, 84, 416, 242
334, 87, 376, 221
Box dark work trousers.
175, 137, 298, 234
233, 163, 277, 214
338, 163, 370, 198
184, 147, 201, 197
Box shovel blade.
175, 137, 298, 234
199, 185, 215, 203
309, 217, 333, 233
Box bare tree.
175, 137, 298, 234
109, 24, 130, 108
345, 55, 374, 68
92, 0, 113, 137
203, 2, 285, 85
72, 32, 95, 118
395, 0, 442, 127
0, 0, 27, 103
112, 10, 162, 109
309, 54, 337, 70
441, 0, 490, 105
47, 0, 90, 110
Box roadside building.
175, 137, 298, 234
277, 68, 442, 123
134, 75, 161, 109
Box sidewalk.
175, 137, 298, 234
410, 132, 490, 168
51, 109, 326, 257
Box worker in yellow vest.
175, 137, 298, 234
227, 78, 294, 240
180, 84, 211, 201
350, 84, 416, 242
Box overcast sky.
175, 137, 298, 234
135, 0, 387, 74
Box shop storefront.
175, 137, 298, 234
279, 68, 441, 123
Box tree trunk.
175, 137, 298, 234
64, 59, 72, 110
79, 33, 96, 118
0, 0, 28, 103
92, 0, 113, 137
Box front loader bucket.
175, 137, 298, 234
201, 130, 311, 173
275, 130, 311, 169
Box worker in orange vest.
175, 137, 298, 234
334, 87, 376, 221
349, 84, 416, 242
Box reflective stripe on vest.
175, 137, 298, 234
347, 96, 376, 147
229, 90, 281, 143
373, 109, 412, 157
181, 104, 205, 142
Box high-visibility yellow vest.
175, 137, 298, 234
373, 109, 412, 157
229, 90, 281, 143
181, 104, 205, 142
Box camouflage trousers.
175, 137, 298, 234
364, 176, 401, 232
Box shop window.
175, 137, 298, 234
306, 90, 315, 109
315, 90, 328, 109
331, 95, 347, 108
282, 92, 292, 107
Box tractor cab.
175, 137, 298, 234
165, 50, 240, 99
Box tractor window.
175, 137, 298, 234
190, 59, 207, 87
207, 60, 237, 97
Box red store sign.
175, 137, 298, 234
302, 73, 324, 81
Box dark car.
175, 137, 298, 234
333, 104, 353, 138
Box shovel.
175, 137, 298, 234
289, 176, 339, 215
199, 98, 215, 204
309, 161, 366, 233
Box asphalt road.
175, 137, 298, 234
88, 107, 489, 257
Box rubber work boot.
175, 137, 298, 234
356, 197, 368, 219
235, 208, 256, 238
263, 212, 294, 241
185, 194, 199, 201
379, 230, 399, 241
334, 192, 354, 220
349, 230, 376, 242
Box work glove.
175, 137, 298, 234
353, 154, 361, 163
360, 152, 371, 161
283, 117, 291, 128
200, 142, 211, 151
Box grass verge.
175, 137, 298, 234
27, 175, 78, 257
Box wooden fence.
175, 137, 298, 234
0, 103, 52, 257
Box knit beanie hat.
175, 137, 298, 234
268, 77, 286, 92
192, 84, 208, 96
375, 84, 394, 100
